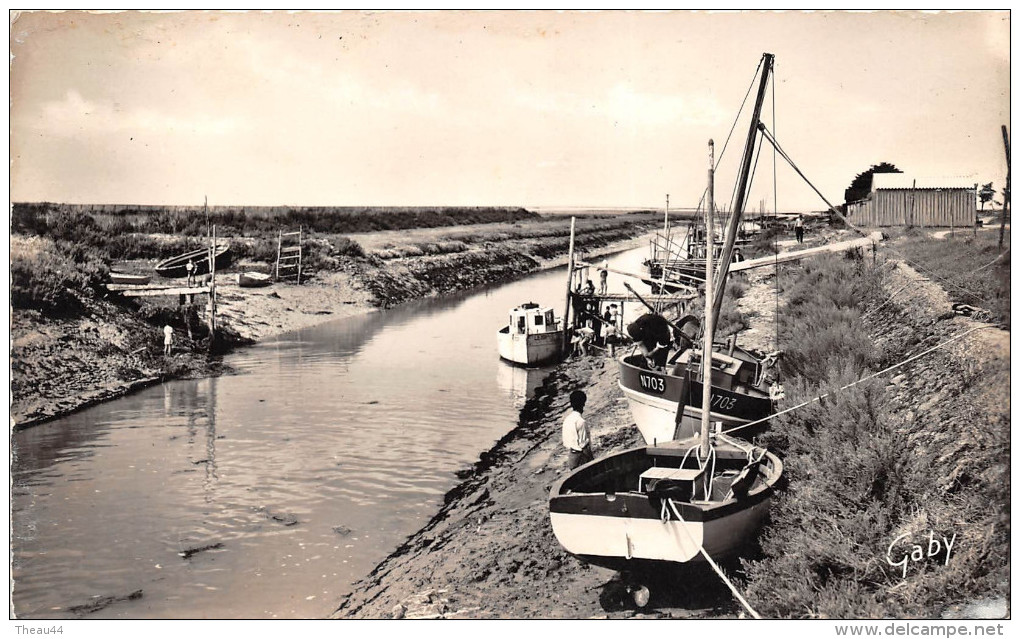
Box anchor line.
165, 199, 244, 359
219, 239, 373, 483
662, 498, 762, 620
723, 325, 994, 436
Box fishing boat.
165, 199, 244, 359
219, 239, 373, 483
618, 340, 775, 444
154, 245, 231, 279
549, 432, 783, 571
497, 302, 564, 366
551, 123, 783, 610
109, 272, 151, 286
237, 271, 272, 288
618, 52, 782, 445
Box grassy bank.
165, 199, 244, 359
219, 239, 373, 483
739, 252, 1008, 618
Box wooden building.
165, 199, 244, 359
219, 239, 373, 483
845, 175, 976, 228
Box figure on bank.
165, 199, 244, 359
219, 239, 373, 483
562, 390, 593, 470
163, 324, 174, 356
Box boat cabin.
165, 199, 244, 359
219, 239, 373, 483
672, 346, 763, 394
509, 303, 559, 336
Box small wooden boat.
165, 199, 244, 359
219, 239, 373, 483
549, 432, 783, 572
237, 271, 272, 288
109, 272, 151, 286
154, 245, 231, 279
497, 302, 564, 366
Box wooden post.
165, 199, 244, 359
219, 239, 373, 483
1001, 125, 1010, 250
701, 140, 717, 459
207, 224, 217, 348
562, 216, 577, 354
275, 230, 283, 282
297, 225, 303, 285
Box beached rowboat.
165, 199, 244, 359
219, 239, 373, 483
154, 245, 232, 279
237, 271, 272, 288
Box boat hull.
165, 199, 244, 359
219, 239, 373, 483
109, 273, 151, 285
617, 354, 772, 444
237, 272, 272, 288
549, 440, 782, 571
155, 246, 232, 279
497, 326, 563, 367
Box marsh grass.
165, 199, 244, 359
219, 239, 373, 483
739, 251, 1008, 617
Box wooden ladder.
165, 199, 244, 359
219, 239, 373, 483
275, 227, 303, 284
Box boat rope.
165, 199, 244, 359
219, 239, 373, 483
758, 122, 1006, 321
858, 279, 917, 321
663, 498, 763, 620
973, 249, 1010, 272
723, 325, 995, 436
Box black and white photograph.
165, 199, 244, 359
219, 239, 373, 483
8, 9, 1012, 631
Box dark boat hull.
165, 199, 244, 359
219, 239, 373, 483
155, 246, 232, 279
617, 351, 773, 443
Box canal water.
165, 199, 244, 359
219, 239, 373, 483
11, 243, 651, 619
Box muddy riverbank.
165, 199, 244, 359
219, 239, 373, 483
10, 219, 657, 429
332, 242, 1009, 619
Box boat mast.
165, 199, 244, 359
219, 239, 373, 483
711, 52, 774, 323
701, 140, 716, 458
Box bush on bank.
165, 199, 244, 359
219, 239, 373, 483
740, 252, 1008, 617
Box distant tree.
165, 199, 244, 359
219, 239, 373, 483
843, 162, 903, 205
978, 182, 996, 211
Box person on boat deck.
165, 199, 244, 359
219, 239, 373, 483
582, 279, 595, 297
562, 390, 592, 470
186, 259, 196, 286
598, 262, 609, 295
794, 215, 805, 244
733, 248, 745, 262
163, 324, 174, 356
627, 313, 673, 370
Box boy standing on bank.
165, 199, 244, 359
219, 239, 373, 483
562, 390, 593, 469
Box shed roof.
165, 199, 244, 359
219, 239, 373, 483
872, 174, 977, 190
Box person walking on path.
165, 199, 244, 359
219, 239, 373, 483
562, 390, 592, 469
794, 215, 805, 244
163, 324, 174, 356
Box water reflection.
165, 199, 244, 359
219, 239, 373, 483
11, 242, 651, 619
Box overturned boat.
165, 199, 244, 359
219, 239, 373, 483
497, 302, 564, 367
155, 245, 232, 279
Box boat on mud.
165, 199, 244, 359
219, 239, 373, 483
618, 339, 775, 444
549, 432, 783, 572
497, 302, 564, 366
237, 271, 272, 288
154, 245, 232, 279
109, 272, 151, 286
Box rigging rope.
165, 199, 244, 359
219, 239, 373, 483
723, 325, 995, 436
663, 498, 763, 619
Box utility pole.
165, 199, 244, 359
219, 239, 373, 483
1001, 125, 1010, 249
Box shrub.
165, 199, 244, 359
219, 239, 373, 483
10, 239, 109, 316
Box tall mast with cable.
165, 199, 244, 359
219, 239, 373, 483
711, 52, 774, 323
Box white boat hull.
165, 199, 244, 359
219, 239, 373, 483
618, 381, 753, 445
497, 327, 562, 366
550, 497, 771, 564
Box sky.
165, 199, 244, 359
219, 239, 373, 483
9, 10, 1011, 212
